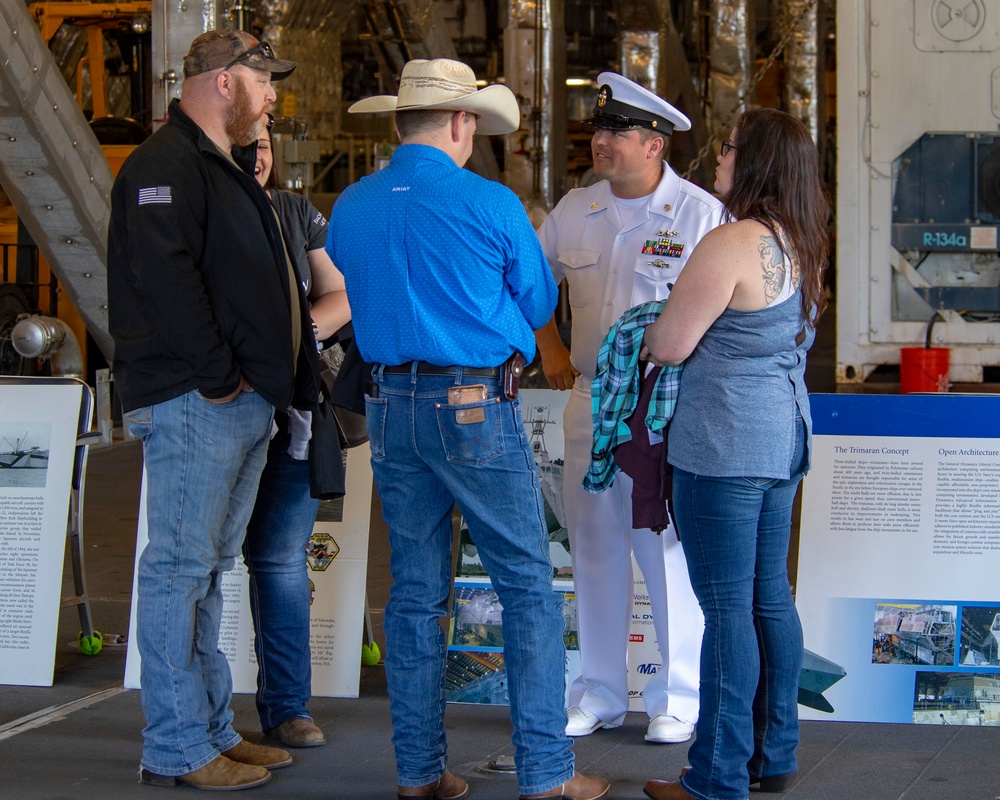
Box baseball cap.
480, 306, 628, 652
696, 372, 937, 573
183, 29, 297, 81
586, 72, 691, 134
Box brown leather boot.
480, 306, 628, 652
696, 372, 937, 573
397, 770, 470, 799
265, 718, 327, 748
140, 755, 271, 790
519, 772, 611, 800
643, 779, 697, 800
222, 739, 293, 770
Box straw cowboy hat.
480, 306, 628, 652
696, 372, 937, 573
348, 58, 519, 136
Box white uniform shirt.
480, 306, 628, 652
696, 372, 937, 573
537, 162, 724, 380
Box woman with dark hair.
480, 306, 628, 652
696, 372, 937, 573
640, 108, 830, 800
242, 123, 351, 748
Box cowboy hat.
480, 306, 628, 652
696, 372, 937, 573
348, 58, 519, 136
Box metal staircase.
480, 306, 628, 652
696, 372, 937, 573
0, 0, 115, 360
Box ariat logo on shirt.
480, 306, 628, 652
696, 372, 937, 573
392, 186, 410, 192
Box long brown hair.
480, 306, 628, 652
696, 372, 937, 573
259, 124, 281, 191
724, 108, 830, 326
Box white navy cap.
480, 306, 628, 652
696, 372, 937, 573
586, 72, 691, 134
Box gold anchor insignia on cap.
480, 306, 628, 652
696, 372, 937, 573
664, 203, 672, 212
591, 201, 599, 210
597, 87, 608, 108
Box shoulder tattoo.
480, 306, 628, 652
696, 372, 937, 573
758, 234, 786, 303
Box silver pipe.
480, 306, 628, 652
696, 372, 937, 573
620, 30, 661, 95
708, 0, 751, 137
11, 315, 84, 379
783, 0, 820, 144
504, 0, 566, 212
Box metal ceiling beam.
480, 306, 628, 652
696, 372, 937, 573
0, 0, 114, 360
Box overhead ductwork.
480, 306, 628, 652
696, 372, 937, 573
619, 0, 716, 189
707, 0, 751, 138
783, 0, 820, 145
504, 0, 566, 213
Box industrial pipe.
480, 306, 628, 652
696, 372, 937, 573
11, 314, 84, 379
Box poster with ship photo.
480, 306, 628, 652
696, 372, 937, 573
448, 388, 668, 712
0, 425, 52, 488
445, 578, 579, 706
0, 380, 84, 686
796, 394, 1000, 726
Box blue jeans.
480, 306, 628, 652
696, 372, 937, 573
673, 420, 807, 800
366, 368, 574, 795
244, 434, 320, 731
126, 389, 274, 776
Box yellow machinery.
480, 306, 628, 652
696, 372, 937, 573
0, 2, 151, 377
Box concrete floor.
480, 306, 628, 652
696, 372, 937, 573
3, 315, 1000, 799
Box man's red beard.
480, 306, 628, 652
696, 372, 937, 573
225, 75, 267, 147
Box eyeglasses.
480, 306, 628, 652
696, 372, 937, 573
224, 41, 273, 72
720, 140, 737, 157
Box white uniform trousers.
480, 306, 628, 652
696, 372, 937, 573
563, 381, 703, 723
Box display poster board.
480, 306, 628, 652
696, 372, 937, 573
446, 389, 661, 710
797, 394, 1000, 725
125, 445, 373, 698
0, 381, 84, 686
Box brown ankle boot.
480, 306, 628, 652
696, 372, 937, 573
519, 771, 611, 800
140, 755, 271, 790
397, 770, 470, 800
643, 779, 697, 800
222, 739, 293, 770
265, 718, 327, 748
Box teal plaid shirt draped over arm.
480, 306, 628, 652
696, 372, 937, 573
583, 300, 683, 494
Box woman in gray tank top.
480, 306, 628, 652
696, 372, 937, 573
641, 109, 830, 800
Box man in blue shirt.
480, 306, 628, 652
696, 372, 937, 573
327, 58, 610, 800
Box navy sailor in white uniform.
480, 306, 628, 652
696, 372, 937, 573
535, 72, 723, 744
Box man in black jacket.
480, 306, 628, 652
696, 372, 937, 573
107, 30, 316, 791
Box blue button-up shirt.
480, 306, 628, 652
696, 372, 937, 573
326, 143, 557, 366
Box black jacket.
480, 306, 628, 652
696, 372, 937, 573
107, 99, 318, 413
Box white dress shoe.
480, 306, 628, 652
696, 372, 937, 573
564, 707, 622, 737
645, 715, 695, 744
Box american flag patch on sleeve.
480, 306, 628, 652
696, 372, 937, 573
138, 186, 172, 205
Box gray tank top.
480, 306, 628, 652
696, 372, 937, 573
667, 288, 814, 479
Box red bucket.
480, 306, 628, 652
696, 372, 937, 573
900, 347, 949, 393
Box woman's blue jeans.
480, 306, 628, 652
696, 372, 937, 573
243, 436, 320, 731
672, 426, 806, 800
365, 369, 574, 795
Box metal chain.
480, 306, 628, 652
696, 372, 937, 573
682, 0, 823, 180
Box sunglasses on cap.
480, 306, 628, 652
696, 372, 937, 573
224, 41, 274, 72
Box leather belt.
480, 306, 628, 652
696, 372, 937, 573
380, 361, 501, 378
